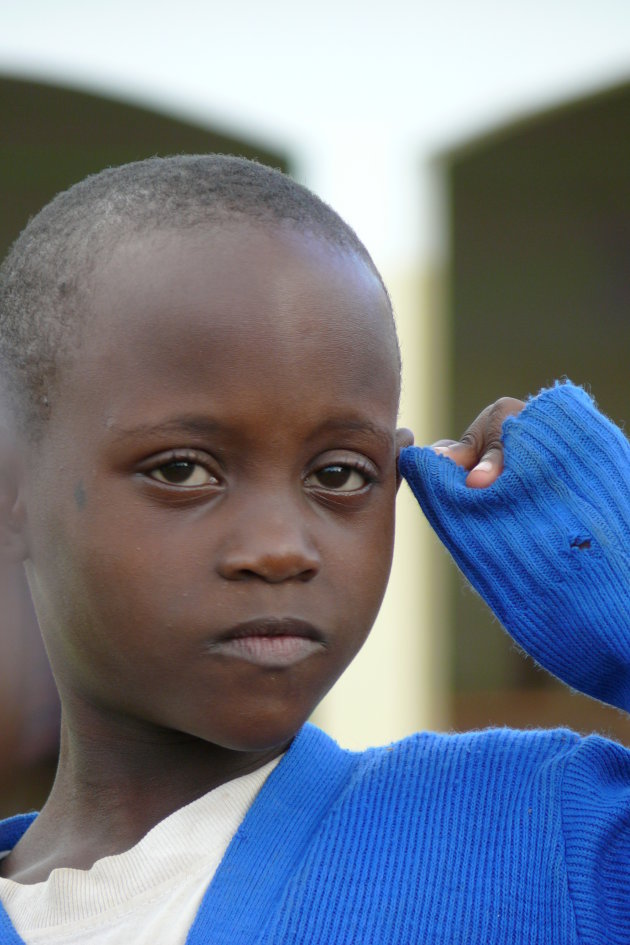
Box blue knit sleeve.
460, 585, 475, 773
399, 382, 630, 712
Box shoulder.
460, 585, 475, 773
356, 726, 582, 780
356, 727, 630, 824
294, 724, 586, 813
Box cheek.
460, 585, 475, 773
330, 500, 396, 624
27, 503, 163, 678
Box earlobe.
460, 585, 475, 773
395, 427, 414, 491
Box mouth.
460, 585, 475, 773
208, 617, 327, 668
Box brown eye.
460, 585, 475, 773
149, 461, 216, 487
308, 464, 368, 492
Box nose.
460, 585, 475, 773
217, 496, 321, 583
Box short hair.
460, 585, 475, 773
0, 154, 397, 438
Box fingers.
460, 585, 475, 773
431, 397, 525, 488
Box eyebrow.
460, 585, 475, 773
313, 418, 394, 451
109, 416, 226, 442
109, 415, 393, 451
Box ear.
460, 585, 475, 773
395, 427, 414, 491
0, 426, 28, 562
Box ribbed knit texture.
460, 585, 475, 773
399, 381, 630, 711
5, 723, 630, 944
1, 381, 629, 944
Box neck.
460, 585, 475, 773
1, 707, 287, 883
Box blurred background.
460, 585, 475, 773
1, 0, 630, 816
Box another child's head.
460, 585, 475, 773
0, 155, 411, 753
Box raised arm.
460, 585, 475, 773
399, 381, 630, 712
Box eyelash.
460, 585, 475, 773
142, 452, 378, 495
144, 450, 220, 488
304, 459, 376, 494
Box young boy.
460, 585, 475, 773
0, 154, 628, 944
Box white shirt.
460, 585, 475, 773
0, 756, 280, 945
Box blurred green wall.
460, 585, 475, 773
0, 75, 287, 257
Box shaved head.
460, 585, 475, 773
0, 154, 397, 438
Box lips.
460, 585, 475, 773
208, 617, 326, 668
218, 617, 323, 642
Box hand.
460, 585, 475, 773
431, 397, 525, 488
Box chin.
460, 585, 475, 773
207, 704, 315, 754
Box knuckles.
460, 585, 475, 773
431, 396, 526, 471
459, 397, 525, 460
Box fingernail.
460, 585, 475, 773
433, 446, 450, 455
472, 459, 493, 473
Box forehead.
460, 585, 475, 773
53, 222, 400, 437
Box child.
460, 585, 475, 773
0, 154, 628, 944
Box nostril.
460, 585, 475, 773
297, 566, 318, 582
218, 507, 320, 582
235, 561, 318, 583
219, 547, 320, 583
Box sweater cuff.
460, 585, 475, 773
399, 382, 630, 711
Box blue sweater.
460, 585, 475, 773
0, 383, 629, 944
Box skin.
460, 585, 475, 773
0, 219, 523, 883
433, 397, 525, 487
0, 425, 59, 811
0, 222, 412, 882
0, 564, 59, 772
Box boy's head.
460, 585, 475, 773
0, 155, 397, 437
0, 156, 411, 753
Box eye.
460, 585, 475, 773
306, 464, 370, 493
148, 460, 218, 488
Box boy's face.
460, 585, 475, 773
22, 221, 410, 752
